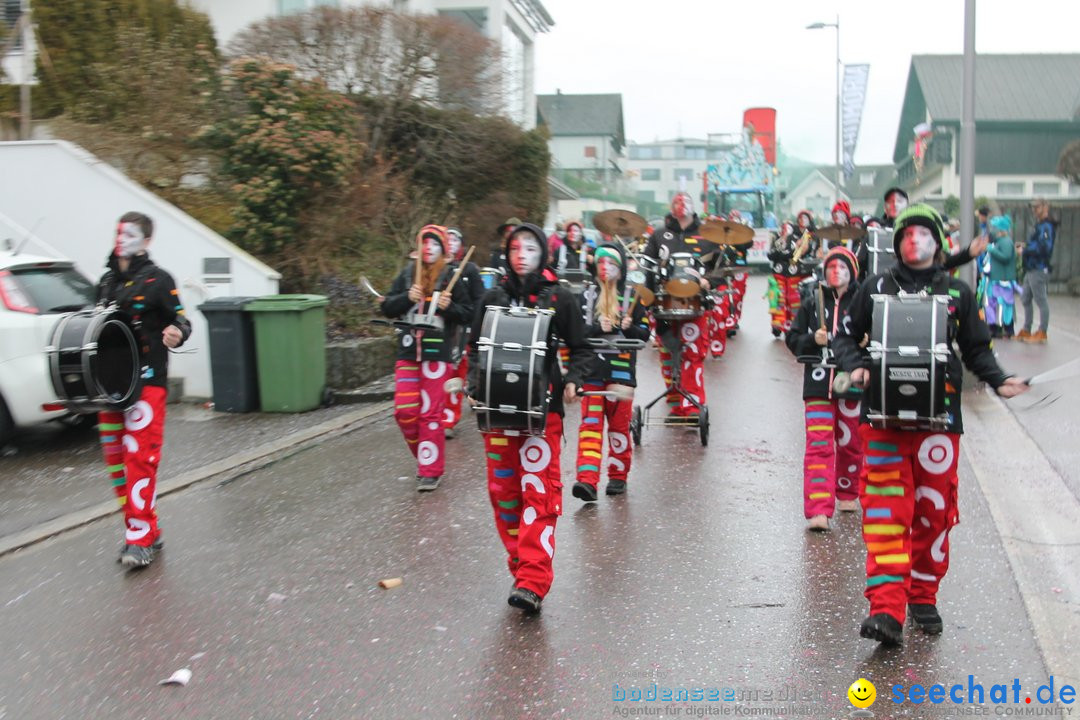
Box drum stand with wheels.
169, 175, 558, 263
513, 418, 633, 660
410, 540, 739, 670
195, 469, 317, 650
629, 341, 709, 448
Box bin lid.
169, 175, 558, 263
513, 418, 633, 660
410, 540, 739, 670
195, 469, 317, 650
197, 296, 257, 312
244, 294, 329, 312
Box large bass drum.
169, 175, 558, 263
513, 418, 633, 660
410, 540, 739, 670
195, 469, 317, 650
47, 307, 142, 414
474, 306, 553, 435
866, 293, 950, 429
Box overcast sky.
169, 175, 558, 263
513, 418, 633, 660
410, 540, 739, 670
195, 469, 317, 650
533, 0, 1080, 166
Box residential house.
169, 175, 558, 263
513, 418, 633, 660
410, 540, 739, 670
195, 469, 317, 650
536, 92, 625, 185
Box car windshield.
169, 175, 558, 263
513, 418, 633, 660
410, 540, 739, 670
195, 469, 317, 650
6, 266, 94, 314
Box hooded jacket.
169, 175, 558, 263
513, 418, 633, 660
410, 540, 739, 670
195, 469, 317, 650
643, 213, 715, 291
1023, 216, 1057, 272
786, 278, 862, 400
96, 252, 192, 388
380, 258, 474, 362
467, 223, 591, 417
582, 242, 651, 387
832, 262, 1010, 433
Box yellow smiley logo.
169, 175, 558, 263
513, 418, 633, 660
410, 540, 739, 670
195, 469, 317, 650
848, 678, 877, 709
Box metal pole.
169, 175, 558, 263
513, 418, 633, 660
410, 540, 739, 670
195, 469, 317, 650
19, 1, 32, 140
835, 14, 841, 206
960, 0, 976, 283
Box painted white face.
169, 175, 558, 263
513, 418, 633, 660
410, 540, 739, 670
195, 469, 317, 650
885, 193, 907, 218
421, 235, 443, 264
508, 233, 543, 276
597, 256, 621, 283
797, 214, 810, 230
446, 232, 462, 259
115, 222, 146, 258
899, 225, 937, 265
832, 210, 848, 225
671, 193, 693, 220
567, 225, 582, 243
826, 259, 851, 289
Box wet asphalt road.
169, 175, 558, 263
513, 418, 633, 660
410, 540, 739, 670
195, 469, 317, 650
0, 277, 1067, 719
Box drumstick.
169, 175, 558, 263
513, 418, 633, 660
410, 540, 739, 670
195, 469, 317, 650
1024, 357, 1080, 386
359, 275, 384, 300
443, 246, 476, 294
816, 284, 826, 330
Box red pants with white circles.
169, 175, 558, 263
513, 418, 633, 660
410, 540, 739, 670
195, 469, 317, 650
98, 385, 167, 547
658, 315, 708, 416
484, 414, 564, 598
443, 355, 468, 431
707, 292, 731, 358
730, 272, 747, 325
575, 382, 633, 488
393, 360, 448, 479
860, 427, 960, 624
802, 397, 863, 517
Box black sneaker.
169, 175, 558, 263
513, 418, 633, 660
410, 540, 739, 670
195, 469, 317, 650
606, 480, 627, 496
416, 475, 440, 492
859, 613, 903, 645
572, 481, 598, 502
771, 327, 782, 338
507, 587, 542, 614
909, 603, 943, 635
118, 535, 163, 563
726, 328, 737, 338
119, 543, 157, 569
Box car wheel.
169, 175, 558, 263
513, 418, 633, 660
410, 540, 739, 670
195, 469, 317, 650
0, 396, 13, 447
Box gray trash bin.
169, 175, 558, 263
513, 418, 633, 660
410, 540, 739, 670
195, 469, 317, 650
197, 296, 259, 412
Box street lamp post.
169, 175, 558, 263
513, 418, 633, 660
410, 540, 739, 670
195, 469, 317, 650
807, 16, 841, 207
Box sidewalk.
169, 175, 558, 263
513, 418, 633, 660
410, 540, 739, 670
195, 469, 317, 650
0, 393, 392, 554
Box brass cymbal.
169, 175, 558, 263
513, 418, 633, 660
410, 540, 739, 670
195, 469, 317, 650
697, 220, 755, 247
593, 209, 648, 239
818, 223, 866, 242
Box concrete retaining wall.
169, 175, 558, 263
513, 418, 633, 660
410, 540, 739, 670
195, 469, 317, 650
325, 337, 396, 390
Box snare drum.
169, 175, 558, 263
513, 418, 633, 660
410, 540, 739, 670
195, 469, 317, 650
652, 292, 703, 321
46, 307, 142, 414
867, 227, 896, 276
662, 252, 704, 298
474, 306, 554, 435
866, 293, 950, 429
479, 267, 503, 291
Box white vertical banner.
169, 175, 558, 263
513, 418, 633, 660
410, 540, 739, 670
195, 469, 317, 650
841, 64, 870, 181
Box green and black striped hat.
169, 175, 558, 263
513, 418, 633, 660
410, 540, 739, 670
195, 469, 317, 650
892, 203, 945, 256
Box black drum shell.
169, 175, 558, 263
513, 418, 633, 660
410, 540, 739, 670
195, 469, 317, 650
47, 309, 142, 414
475, 307, 552, 435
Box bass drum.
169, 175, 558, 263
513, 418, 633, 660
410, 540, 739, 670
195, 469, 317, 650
474, 306, 553, 435
47, 308, 142, 414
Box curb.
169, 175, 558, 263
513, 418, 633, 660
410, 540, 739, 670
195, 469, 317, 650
0, 400, 394, 559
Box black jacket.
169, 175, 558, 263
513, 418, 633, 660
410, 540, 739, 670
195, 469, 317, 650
96, 252, 191, 388
832, 263, 1009, 433
643, 214, 716, 291
467, 225, 591, 417
380, 262, 473, 362
581, 243, 650, 387
785, 281, 861, 400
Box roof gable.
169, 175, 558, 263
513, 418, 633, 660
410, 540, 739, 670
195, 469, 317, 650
536, 93, 625, 150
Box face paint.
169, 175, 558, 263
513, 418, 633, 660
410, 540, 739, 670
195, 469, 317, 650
899, 225, 937, 265
781, 223, 794, 237
567, 225, 582, 243
597, 256, 621, 283
671, 193, 692, 220
508, 233, 542, 276
885, 193, 907, 218
446, 232, 462, 259
832, 210, 848, 225
826, 260, 851, 289
115, 222, 146, 258
797, 214, 809, 230
421, 235, 443, 264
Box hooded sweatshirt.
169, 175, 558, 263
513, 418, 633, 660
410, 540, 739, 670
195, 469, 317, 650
467, 223, 592, 417
582, 242, 651, 387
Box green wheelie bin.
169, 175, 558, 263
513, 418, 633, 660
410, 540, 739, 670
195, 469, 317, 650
245, 294, 329, 412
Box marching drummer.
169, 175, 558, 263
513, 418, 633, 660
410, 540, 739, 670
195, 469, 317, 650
643, 192, 712, 423
96, 211, 191, 569
767, 211, 816, 338
571, 242, 650, 502
467, 222, 591, 614
380, 225, 473, 492
785, 246, 865, 531
442, 227, 485, 439
833, 204, 1028, 645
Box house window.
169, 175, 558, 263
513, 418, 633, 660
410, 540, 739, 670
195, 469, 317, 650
673, 168, 694, 181
203, 258, 231, 275
1032, 181, 1061, 196
584, 146, 597, 159
630, 146, 659, 160
996, 181, 1025, 196
3, 0, 22, 49
640, 168, 660, 181
636, 190, 656, 202
859, 172, 875, 186
1069, 182, 1080, 197
684, 147, 706, 160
